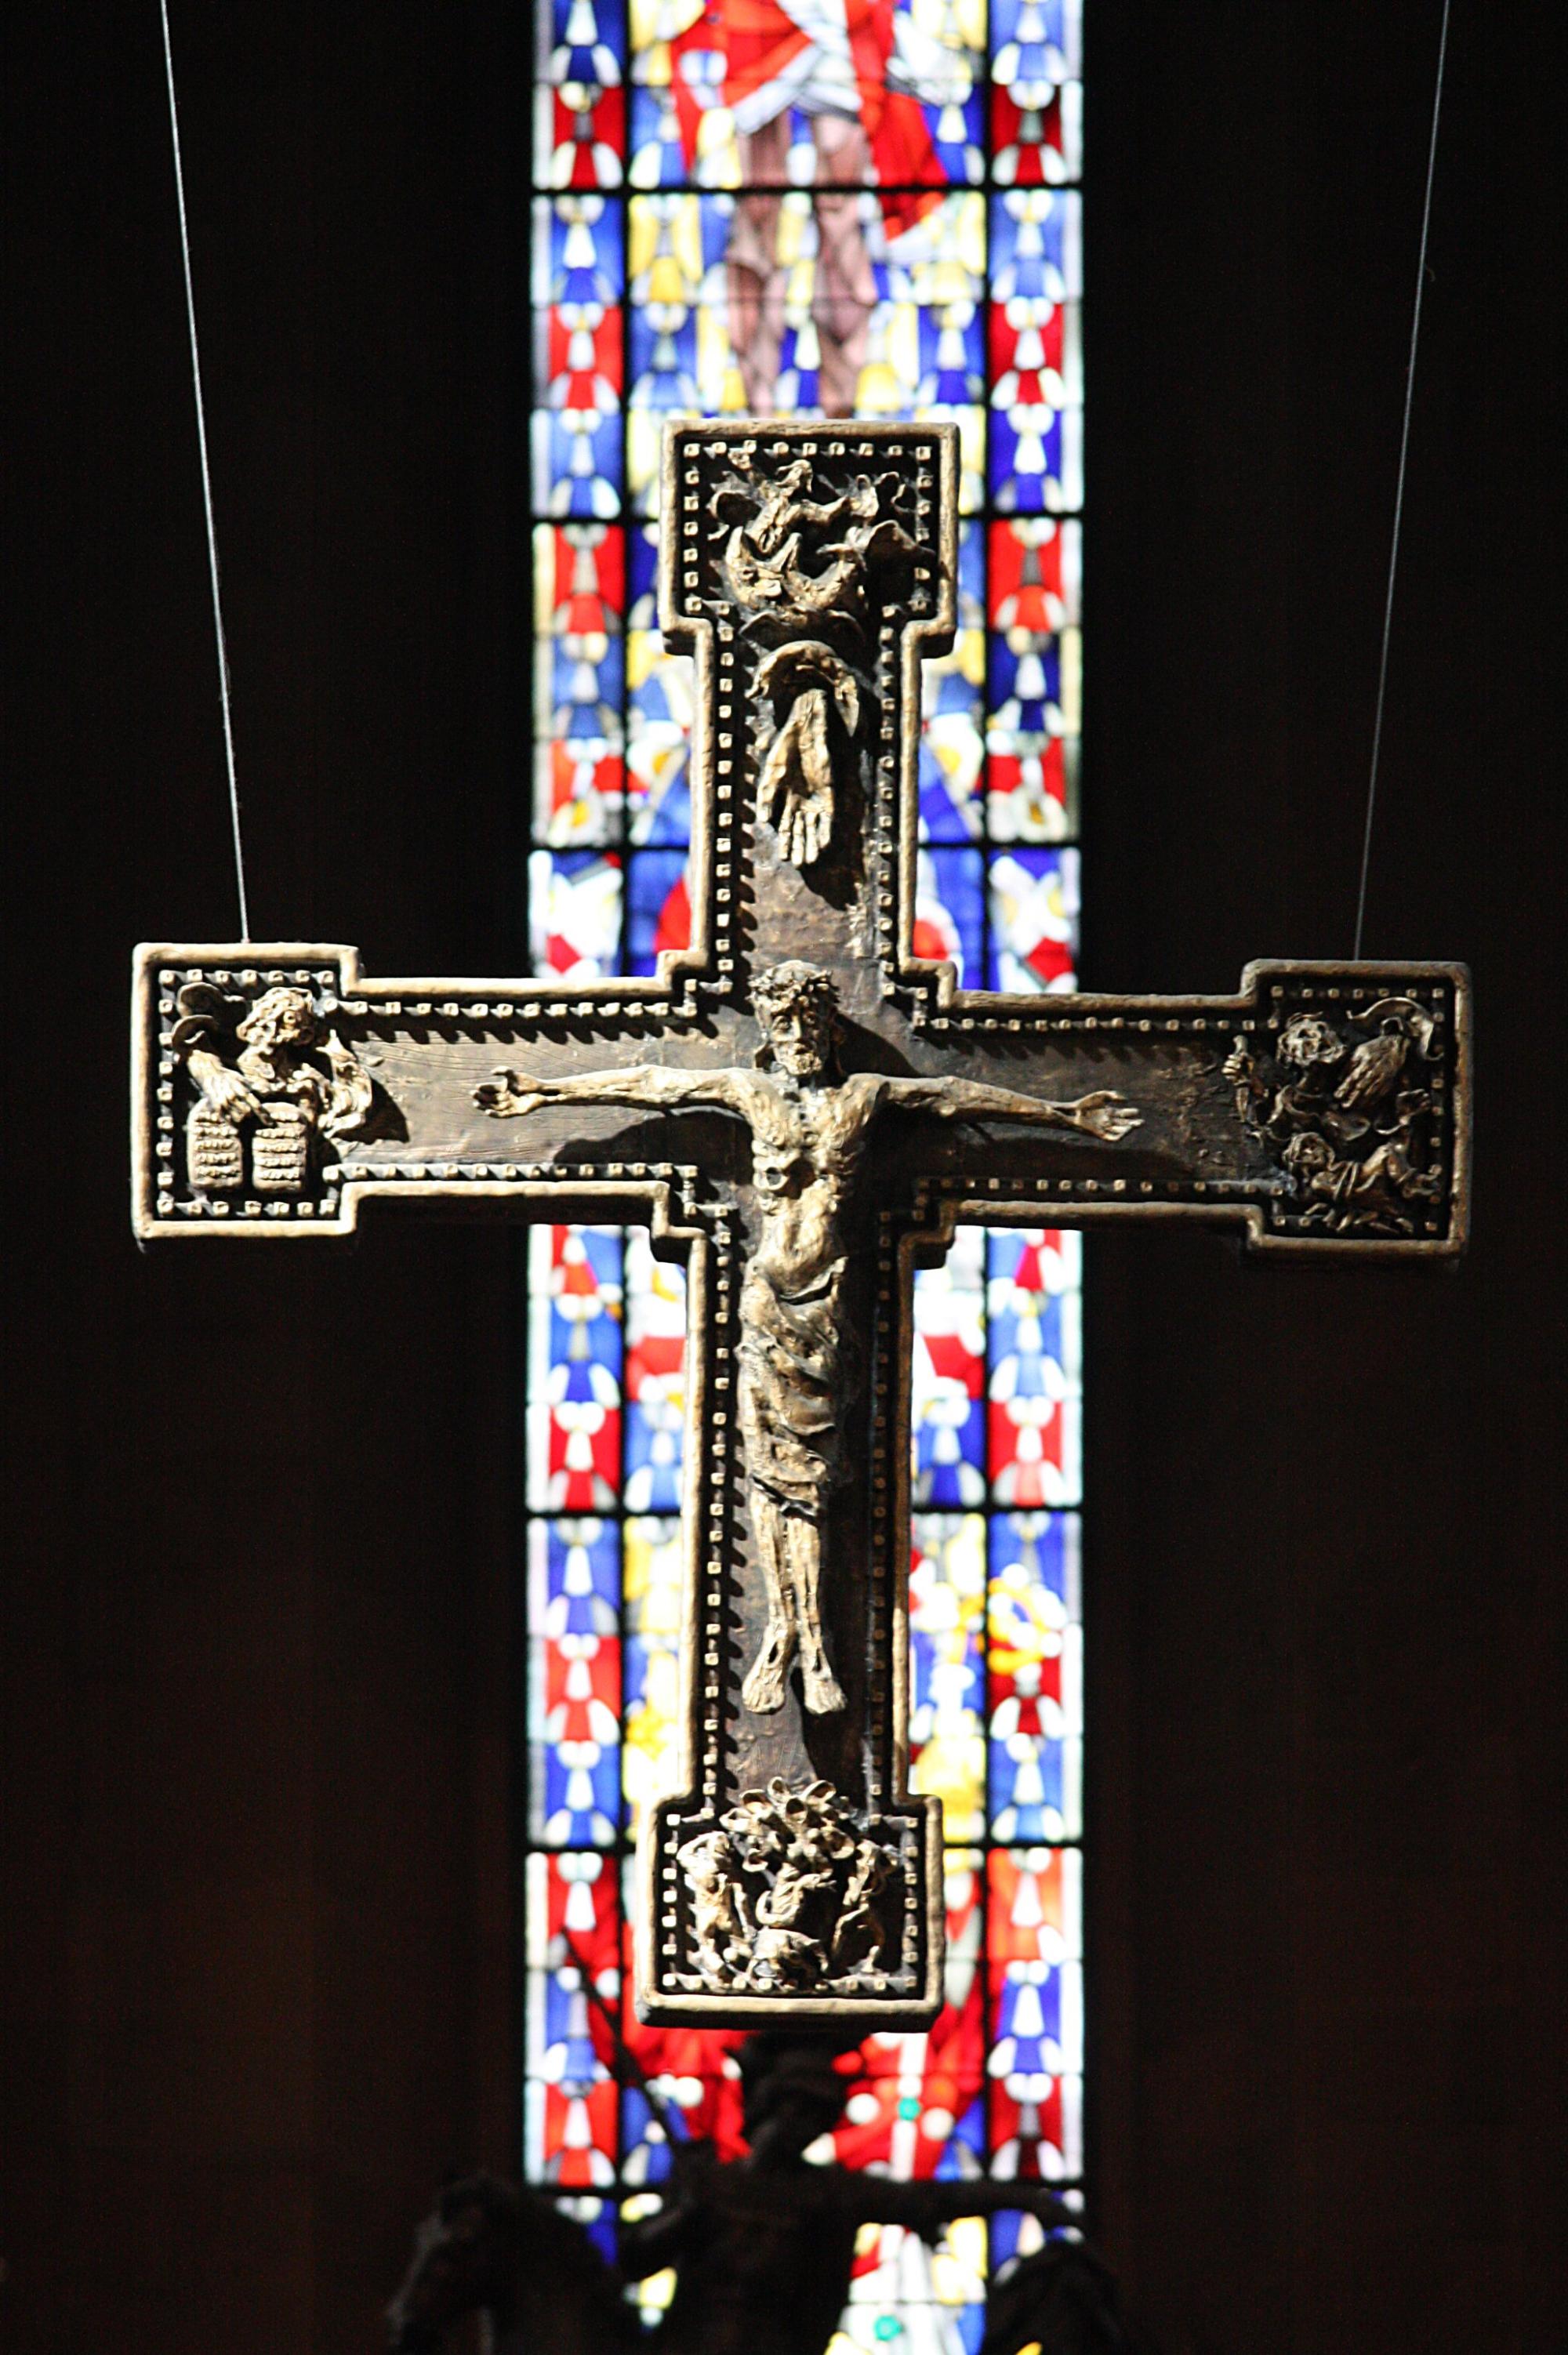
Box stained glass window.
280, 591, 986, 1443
526, 1, 1086, 2342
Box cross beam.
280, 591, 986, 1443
132, 421, 1471, 2027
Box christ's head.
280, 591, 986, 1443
753, 961, 838, 1081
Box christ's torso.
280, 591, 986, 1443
739, 1072, 882, 1295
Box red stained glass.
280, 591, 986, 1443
989, 297, 1066, 392
540, 2076, 620, 2187
990, 83, 1081, 186
987, 2073, 1065, 2180
543, 82, 629, 189
543, 300, 624, 401
986, 1846, 1073, 1963
539, 1631, 622, 1744
532, 1846, 621, 1973
989, 518, 1078, 632
526, 0, 1094, 2297
537, 521, 626, 631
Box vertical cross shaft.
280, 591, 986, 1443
133, 420, 1470, 2026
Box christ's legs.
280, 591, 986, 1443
811, 114, 876, 418
742, 1493, 798, 1713
729, 117, 791, 412
784, 1510, 846, 1715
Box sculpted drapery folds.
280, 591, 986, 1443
136, 415, 1470, 2027
477, 960, 1137, 1722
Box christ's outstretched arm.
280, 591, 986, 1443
845, 2172, 1071, 2235
886, 1076, 1142, 1143
475, 1065, 749, 1120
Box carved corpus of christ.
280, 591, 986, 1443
477, 960, 1138, 1721
132, 419, 1470, 2024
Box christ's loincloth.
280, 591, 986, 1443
737, 1258, 857, 1519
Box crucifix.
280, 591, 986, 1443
133, 420, 1471, 2028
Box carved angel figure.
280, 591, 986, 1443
174, 983, 373, 1197
477, 961, 1139, 1720
717, 456, 922, 637
1224, 996, 1444, 1235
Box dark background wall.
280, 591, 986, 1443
7, 5, 1562, 2350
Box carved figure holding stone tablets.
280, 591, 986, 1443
173, 982, 374, 1198
135, 416, 1471, 2027
477, 958, 1138, 1722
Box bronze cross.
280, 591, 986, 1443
132, 420, 1472, 2028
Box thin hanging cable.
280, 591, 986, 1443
1353, 0, 1451, 959
159, 0, 251, 941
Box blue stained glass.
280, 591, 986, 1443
622, 2085, 678, 2186
989, 1286, 1065, 1389
629, 303, 701, 412
990, 0, 1082, 85
986, 847, 1079, 993
986, 2207, 1076, 2280
913, 1236, 986, 1509
542, 0, 627, 87
535, 408, 625, 521
989, 1513, 1077, 1610
536, 1959, 609, 2090
528, 1519, 621, 1637
541, 1225, 625, 1387
990, 191, 1078, 303
527, 0, 1094, 2307
628, 85, 686, 187
953, 515, 985, 626
917, 296, 987, 406
993, 1962, 1064, 2076
630, 736, 691, 845
920, 715, 984, 843
913, 1387, 985, 1509
557, 2197, 618, 2270
989, 1728, 1064, 1842
989, 408, 1068, 517
988, 630, 1062, 735
924, 87, 986, 187
953, 2310, 989, 2355
548, 632, 625, 740
626, 521, 658, 621
916, 847, 985, 985
540, 194, 626, 307
532, 1638, 622, 1846
626, 847, 691, 973
625, 1421, 681, 1510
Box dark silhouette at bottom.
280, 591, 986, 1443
388, 2031, 1150, 2355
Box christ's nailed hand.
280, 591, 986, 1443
1072, 1090, 1142, 1141
474, 1069, 550, 1119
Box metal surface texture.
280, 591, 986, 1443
132, 420, 1472, 2024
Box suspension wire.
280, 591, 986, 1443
1353, 0, 1452, 959
159, 0, 251, 941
